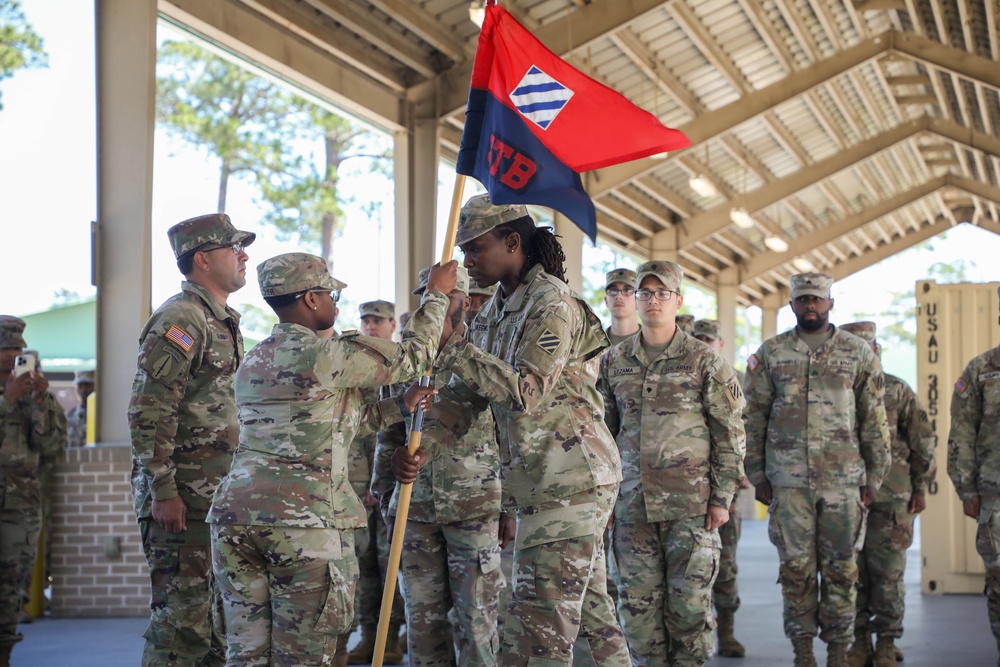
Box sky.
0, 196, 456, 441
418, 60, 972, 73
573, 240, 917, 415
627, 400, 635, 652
3, 0, 1000, 384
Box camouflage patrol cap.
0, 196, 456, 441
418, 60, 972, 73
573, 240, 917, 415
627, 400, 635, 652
0, 315, 26, 348
74, 370, 96, 385
455, 194, 530, 247
606, 268, 637, 289
693, 319, 721, 341
841, 321, 877, 343
676, 314, 695, 334
360, 300, 396, 319
412, 265, 470, 296
468, 278, 497, 297
790, 272, 833, 299
167, 213, 256, 260
256, 252, 347, 298
635, 260, 683, 291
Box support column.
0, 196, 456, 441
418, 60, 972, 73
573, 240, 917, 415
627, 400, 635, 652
761, 292, 783, 342
553, 213, 584, 292
649, 224, 679, 262
716, 268, 738, 367
95, 0, 157, 444
394, 112, 439, 313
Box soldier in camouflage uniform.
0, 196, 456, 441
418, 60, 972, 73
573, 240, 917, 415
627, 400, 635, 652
692, 318, 751, 658
66, 370, 94, 447
744, 273, 891, 667
838, 322, 933, 667
598, 262, 746, 667
948, 286, 1000, 667
401, 194, 631, 667
604, 268, 640, 347
347, 299, 406, 666
466, 279, 497, 327
128, 213, 255, 667
0, 317, 65, 667
374, 264, 506, 666
675, 314, 695, 335
208, 252, 456, 666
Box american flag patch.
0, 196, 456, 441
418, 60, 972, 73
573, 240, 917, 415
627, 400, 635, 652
955, 376, 968, 394
165, 325, 194, 352
510, 66, 574, 130
537, 329, 560, 354
747, 354, 759, 372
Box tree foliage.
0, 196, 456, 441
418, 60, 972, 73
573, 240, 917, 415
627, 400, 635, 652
0, 0, 48, 110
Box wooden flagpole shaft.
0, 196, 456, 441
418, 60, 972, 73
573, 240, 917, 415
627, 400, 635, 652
371, 174, 466, 667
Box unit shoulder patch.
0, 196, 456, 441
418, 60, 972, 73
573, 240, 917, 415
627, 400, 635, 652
537, 329, 560, 355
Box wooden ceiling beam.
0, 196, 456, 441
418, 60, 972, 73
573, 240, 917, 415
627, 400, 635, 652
609, 28, 702, 115
363, 0, 471, 62
668, 0, 749, 94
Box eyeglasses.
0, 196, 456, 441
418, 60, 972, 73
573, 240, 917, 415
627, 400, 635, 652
635, 289, 677, 302
295, 289, 341, 303
606, 287, 635, 297
202, 242, 244, 255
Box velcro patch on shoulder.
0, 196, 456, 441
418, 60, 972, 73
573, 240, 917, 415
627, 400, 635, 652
955, 376, 968, 395
537, 329, 560, 355
165, 325, 194, 352
747, 354, 759, 372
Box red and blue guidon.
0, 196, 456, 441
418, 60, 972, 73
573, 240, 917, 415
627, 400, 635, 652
457, 1, 691, 242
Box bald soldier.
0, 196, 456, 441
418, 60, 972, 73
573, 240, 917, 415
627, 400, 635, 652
840, 322, 933, 667
0, 317, 65, 666
743, 273, 890, 667
693, 319, 751, 658
948, 286, 1000, 667
604, 268, 640, 346
128, 213, 255, 666
374, 265, 505, 667
599, 262, 745, 667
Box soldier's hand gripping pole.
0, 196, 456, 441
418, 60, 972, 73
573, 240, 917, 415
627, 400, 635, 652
371, 174, 466, 667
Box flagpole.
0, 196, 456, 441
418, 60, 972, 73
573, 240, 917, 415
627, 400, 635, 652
371, 173, 466, 667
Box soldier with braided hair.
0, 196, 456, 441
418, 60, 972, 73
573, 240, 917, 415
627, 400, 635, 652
392, 194, 631, 666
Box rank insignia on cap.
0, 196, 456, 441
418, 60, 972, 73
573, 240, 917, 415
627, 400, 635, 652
955, 376, 968, 394
537, 329, 560, 355
747, 354, 759, 372
166, 325, 194, 352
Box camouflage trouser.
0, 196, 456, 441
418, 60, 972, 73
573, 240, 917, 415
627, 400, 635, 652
139, 519, 226, 667
399, 517, 503, 666
855, 500, 912, 638
714, 495, 741, 612
975, 500, 1000, 650
503, 484, 631, 667
497, 542, 514, 640
0, 507, 40, 648
212, 523, 358, 666
356, 507, 405, 629
767, 486, 866, 644
612, 513, 721, 667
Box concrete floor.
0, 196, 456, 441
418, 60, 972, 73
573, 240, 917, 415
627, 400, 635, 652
11, 518, 998, 666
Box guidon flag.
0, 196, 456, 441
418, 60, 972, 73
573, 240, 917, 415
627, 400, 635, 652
457, 1, 691, 242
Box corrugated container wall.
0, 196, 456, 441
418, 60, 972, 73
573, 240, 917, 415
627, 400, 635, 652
917, 281, 1000, 594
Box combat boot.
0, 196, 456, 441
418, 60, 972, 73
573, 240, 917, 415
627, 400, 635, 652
846, 630, 872, 667
873, 637, 897, 667
716, 608, 746, 657
827, 641, 848, 667
382, 622, 403, 664
0, 645, 10, 667
347, 625, 376, 664
332, 634, 349, 667
792, 638, 818, 667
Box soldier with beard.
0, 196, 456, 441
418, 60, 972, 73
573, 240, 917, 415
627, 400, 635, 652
743, 273, 890, 667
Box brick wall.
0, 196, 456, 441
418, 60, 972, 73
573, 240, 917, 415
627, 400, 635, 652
50, 445, 148, 617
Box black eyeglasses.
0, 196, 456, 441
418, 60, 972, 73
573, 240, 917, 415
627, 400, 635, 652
202, 242, 244, 255
606, 287, 635, 297
635, 289, 677, 302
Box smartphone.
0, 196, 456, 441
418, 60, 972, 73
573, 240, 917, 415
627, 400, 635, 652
14, 354, 36, 377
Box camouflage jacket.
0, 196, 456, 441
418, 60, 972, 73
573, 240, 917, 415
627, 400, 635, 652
128, 281, 243, 521
347, 387, 379, 501
743, 325, 891, 491
599, 330, 746, 523
879, 373, 934, 503
67, 404, 86, 447
429, 264, 621, 509
0, 386, 65, 510
373, 365, 502, 524
948, 345, 1000, 502
207, 290, 448, 529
